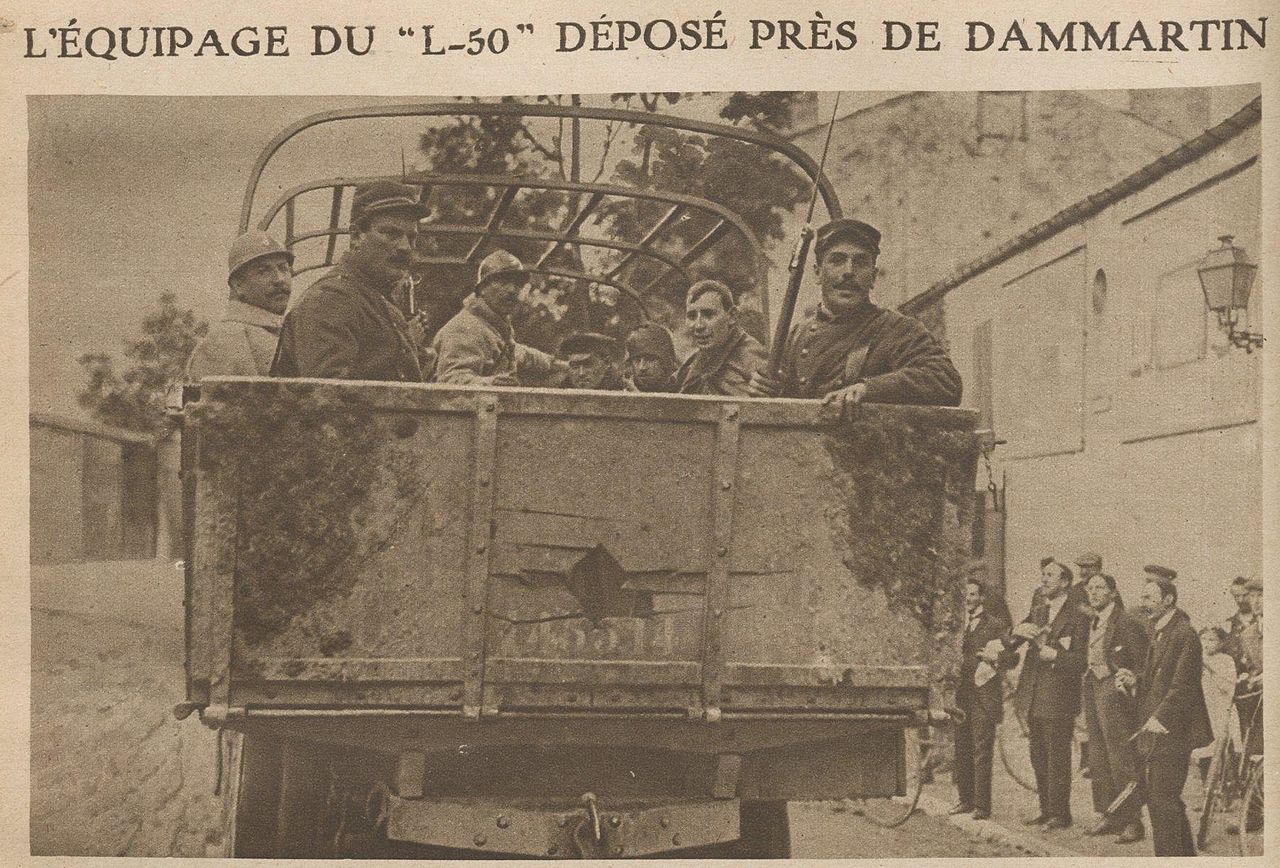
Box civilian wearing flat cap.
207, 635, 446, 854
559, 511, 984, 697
749, 218, 962, 408
432, 249, 559, 386
272, 182, 429, 381
625, 323, 678, 392
1121, 576, 1213, 856
188, 231, 294, 379
559, 332, 629, 391
673, 279, 767, 397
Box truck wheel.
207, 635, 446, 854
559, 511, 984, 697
230, 734, 283, 857
735, 800, 791, 858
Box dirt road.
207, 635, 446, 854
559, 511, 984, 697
28, 561, 1021, 858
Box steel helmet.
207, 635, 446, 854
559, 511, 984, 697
475, 249, 528, 290
228, 231, 294, 282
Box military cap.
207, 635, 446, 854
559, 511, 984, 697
559, 331, 620, 360
350, 181, 430, 225
625, 322, 677, 366
686, 278, 736, 310
1244, 576, 1263, 592
815, 217, 881, 261
475, 249, 528, 290
227, 230, 293, 281
1074, 551, 1102, 569
1143, 564, 1178, 581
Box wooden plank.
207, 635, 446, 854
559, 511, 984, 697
463, 396, 499, 718
698, 404, 740, 721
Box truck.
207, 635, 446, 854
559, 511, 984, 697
179, 101, 980, 858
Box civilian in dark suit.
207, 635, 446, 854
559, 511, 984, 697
952, 576, 1011, 820
1081, 573, 1149, 843
1003, 559, 1090, 829
1116, 577, 1214, 856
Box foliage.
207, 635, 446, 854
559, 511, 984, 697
412, 92, 814, 350
77, 292, 207, 435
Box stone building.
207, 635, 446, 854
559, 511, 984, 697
30, 413, 159, 564
901, 94, 1262, 625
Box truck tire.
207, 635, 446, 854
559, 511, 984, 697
230, 734, 283, 857
735, 800, 791, 858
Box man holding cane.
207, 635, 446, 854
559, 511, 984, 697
1114, 576, 1213, 856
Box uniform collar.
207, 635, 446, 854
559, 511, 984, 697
464, 295, 513, 336
224, 298, 283, 329
815, 298, 878, 324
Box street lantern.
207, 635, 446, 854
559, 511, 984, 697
1198, 235, 1263, 352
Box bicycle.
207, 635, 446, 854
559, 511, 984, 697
1197, 684, 1262, 855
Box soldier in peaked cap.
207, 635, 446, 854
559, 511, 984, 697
272, 181, 432, 381
748, 217, 962, 409
187, 231, 295, 379
431, 249, 564, 386
674, 279, 767, 397
559, 332, 629, 391
624, 322, 678, 392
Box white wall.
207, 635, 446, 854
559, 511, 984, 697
943, 122, 1262, 628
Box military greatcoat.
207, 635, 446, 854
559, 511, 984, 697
777, 300, 962, 405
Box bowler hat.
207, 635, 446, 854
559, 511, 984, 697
1144, 564, 1178, 581
350, 181, 430, 225
815, 218, 881, 260
227, 231, 293, 281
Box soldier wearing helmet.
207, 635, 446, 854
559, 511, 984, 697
431, 249, 565, 386
272, 181, 431, 381
186, 230, 295, 379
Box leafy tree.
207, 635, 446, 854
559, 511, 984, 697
77, 292, 207, 435
411, 92, 813, 350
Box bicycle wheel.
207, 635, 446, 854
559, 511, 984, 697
854, 726, 929, 828
1238, 758, 1263, 856
1197, 729, 1238, 851
997, 690, 1037, 793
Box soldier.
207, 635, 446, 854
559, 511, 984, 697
672, 279, 767, 397
624, 322, 677, 392
1003, 558, 1089, 829
1115, 577, 1213, 857
748, 218, 962, 408
951, 574, 1010, 821
559, 332, 629, 391
1081, 573, 1148, 844
272, 182, 431, 381
187, 231, 293, 379
432, 249, 563, 386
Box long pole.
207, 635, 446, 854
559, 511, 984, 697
767, 93, 842, 375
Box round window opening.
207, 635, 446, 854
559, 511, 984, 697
1092, 269, 1108, 316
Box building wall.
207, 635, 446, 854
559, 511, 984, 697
30, 417, 159, 564
939, 122, 1261, 628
